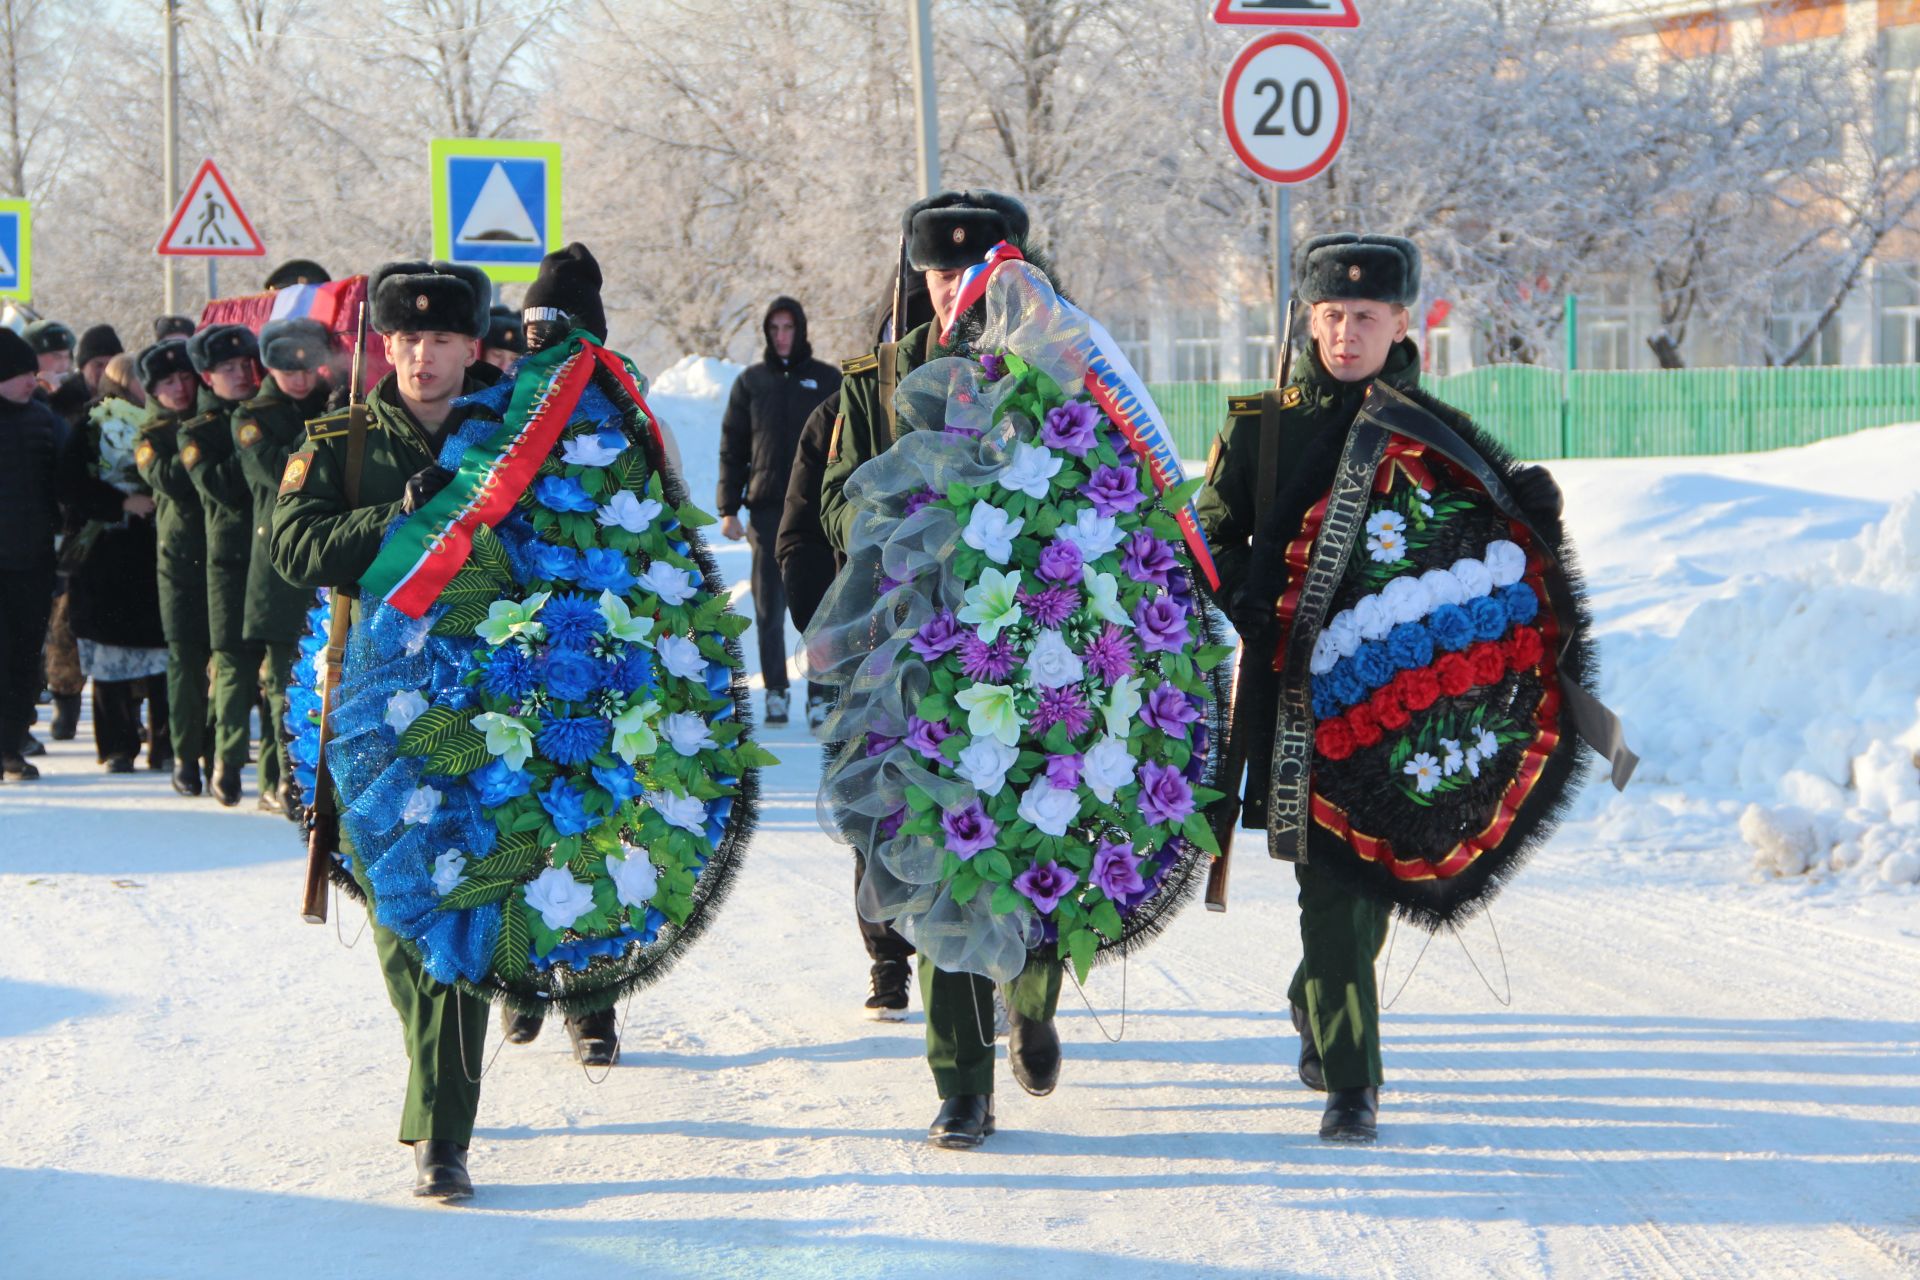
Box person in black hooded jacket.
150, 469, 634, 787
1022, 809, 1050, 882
716, 296, 840, 725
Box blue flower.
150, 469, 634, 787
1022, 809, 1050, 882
527, 542, 582, 582
471, 757, 534, 806
1468, 594, 1509, 642
535, 475, 598, 513
541, 592, 603, 651
537, 712, 609, 766
543, 649, 603, 704
606, 647, 656, 695
591, 761, 645, 807
1428, 603, 1475, 652
1327, 661, 1367, 708
1311, 678, 1339, 721
1353, 642, 1396, 691
539, 778, 596, 836
483, 644, 540, 699
1499, 581, 1539, 624
578, 547, 638, 595
1385, 621, 1434, 672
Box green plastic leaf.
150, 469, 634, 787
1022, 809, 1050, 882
1181, 812, 1223, 858
675, 502, 717, 528
990, 883, 1024, 915
431, 601, 492, 638
397, 704, 476, 757
469, 523, 511, 579
425, 729, 490, 777
1091, 899, 1124, 941
1066, 928, 1097, 984
438, 875, 516, 910
493, 901, 530, 980
1161, 476, 1205, 510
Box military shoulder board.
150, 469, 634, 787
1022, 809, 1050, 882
840, 353, 879, 376
304, 409, 351, 443
1227, 393, 1263, 419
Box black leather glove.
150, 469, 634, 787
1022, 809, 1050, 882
401, 465, 455, 514
1510, 464, 1563, 522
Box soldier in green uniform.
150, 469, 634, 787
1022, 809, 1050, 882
271, 259, 502, 1202
133, 338, 214, 798
1195, 234, 1561, 1144
819, 191, 1065, 1150
232, 318, 334, 816
178, 325, 263, 807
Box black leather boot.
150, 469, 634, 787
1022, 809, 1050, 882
411, 1140, 473, 1201
864, 959, 910, 1020
566, 1006, 619, 1066
1292, 1003, 1325, 1092
1320, 1087, 1379, 1144
501, 1003, 545, 1045
928, 1094, 994, 1149
212, 761, 242, 807
171, 758, 203, 797
50, 693, 80, 740
1008, 1006, 1061, 1097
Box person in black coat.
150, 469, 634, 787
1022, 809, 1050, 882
0, 328, 65, 779
716, 296, 841, 725
60, 354, 171, 772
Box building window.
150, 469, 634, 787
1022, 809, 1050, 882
1878, 263, 1920, 364
1109, 314, 1151, 381
1580, 278, 1636, 371
1879, 25, 1920, 160
1241, 303, 1278, 382
1173, 308, 1221, 382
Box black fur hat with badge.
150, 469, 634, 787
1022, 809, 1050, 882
186, 323, 259, 374
23, 319, 75, 355
369, 260, 491, 338
136, 338, 196, 390
263, 259, 330, 291
1294, 233, 1421, 308
258, 318, 333, 372
903, 190, 1030, 271
484, 304, 526, 354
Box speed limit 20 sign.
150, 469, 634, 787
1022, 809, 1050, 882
1221, 32, 1349, 184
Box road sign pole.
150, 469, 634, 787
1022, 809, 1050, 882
908, 0, 940, 198
161, 0, 180, 315
207, 259, 217, 306
1273, 184, 1290, 379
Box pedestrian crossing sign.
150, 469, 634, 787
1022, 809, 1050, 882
0, 199, 30, 299
156, 159, 265, 257
431, 139, 562, 283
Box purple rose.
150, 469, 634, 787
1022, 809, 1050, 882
1082, 462, 1147, 517
904, 715, 953, 761
1133, 595, 1191, 654
1141, 684, 1200, 739
980, 353, 1007, 381
1044, 752, 1083, 790
865, 732, 900, 758
1013, 859, 1079, 913
911, 609, 966, 661
1035, 539, 1083, 584
904, 488, 937, 516
1041, 400, 1101, 457
1137, 760, 1195, 827
940, 800, 999, 860
1120, 531, 1178, 589
1091, 839, 1146, 899
879, 807, 908, 840
1082, 624, 1136, 684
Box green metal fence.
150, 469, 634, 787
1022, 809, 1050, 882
1148, 363, 1920, 461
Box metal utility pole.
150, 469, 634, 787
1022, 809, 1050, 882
161, 0, 181, 314
1273, 186, 1290, 378
908, 0, 940, 198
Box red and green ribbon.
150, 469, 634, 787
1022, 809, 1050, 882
360, 333, 664, 619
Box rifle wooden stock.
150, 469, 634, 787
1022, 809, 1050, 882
1204, 643, 1252, 912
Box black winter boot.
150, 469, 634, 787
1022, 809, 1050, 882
928, 1094, 994, 1149
1008, 1006, 1061, 1097
864, 960, 910, 1020
501, 1004, 545, 1045
411, 1140, 473, 1201
50, 693, 80, 741
212, 761, 242, 807
1292, 1003, 1325, 1092
1320, 1087, 1379, 1144
171, 758, 202, 797
566, 1006, 619, 1066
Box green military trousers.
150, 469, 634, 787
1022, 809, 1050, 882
157, 561, 210, 767
255, 643, 293, 796
1287, 861, 1390, 1091
343, 821, 489, 1145
209, 643, 264, 774
921, 959, 1063, 1098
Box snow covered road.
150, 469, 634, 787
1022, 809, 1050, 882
6, 426, 1920, 1278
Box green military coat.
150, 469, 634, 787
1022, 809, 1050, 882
179, 387, 257, 651
134, 400, 210, 649
234, 379, 331, 644
817, 320, 943, 557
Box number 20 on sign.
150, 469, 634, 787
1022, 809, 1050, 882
1221, 32, 1349, 184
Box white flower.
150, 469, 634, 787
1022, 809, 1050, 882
598, 591, 656, 645
657, 633, 709, 682
1058, 507, 1124, 560
1017, 782, 1081, 837
1380, 576, 1430, 625
563, 432, 626, 467
954, 737, 1019, 797
598, 489, 665, 533
1101, 675, 1143, 738
1450, 557, 1493, 598
384, 689, 429, 735
1309, 630, 1341, 675
607, 843, 660, 909
523, 867, 595, 931
1420, 568, 1466, 608
1367, 529, 1407, 563
473, 711, 536, 770
1403, 752, 1443, 794
956, 566, 1023, 642
1438, 737, 1465, 776
648, 790, 709, 835
1366, 509, 1407, 539
1082, 735, 1138, 803
611, 699, 662, 763
400, 785, 442, 825
638, 562, 698, 606
1325, 610, 1363, 659
661, 711, 718, 757
476, 592, 549, 646
1484, 540, 1527, 588
995, 441, 1064, 499
961, 499, 1024, 565
1464, 747, 1483, 778
1420, 501, 1435, 518
1081, 568, 1132, 627
431, 849, 467, 896
954, 682, 1024, 747
1475, 727, 1500, 759
1025, 630, 1085, 689
1351, 596, 1392, 642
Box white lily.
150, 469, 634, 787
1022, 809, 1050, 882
472, 711, 537, 771
956, 566, 1024, 643
475, 591, 550, 646
1081, 568, 1132, 627
598, 489, 665, 533
562, 432, 626, 467
611, 699, 663, 764
1101, 675, 1143, 738
954, 682, 1023, 747
598, 590, 656, 645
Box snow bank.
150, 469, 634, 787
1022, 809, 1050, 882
643, 355, 742, 516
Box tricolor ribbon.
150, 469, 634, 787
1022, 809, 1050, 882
940, 239, 1028, 344
360, 332, 667, 619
